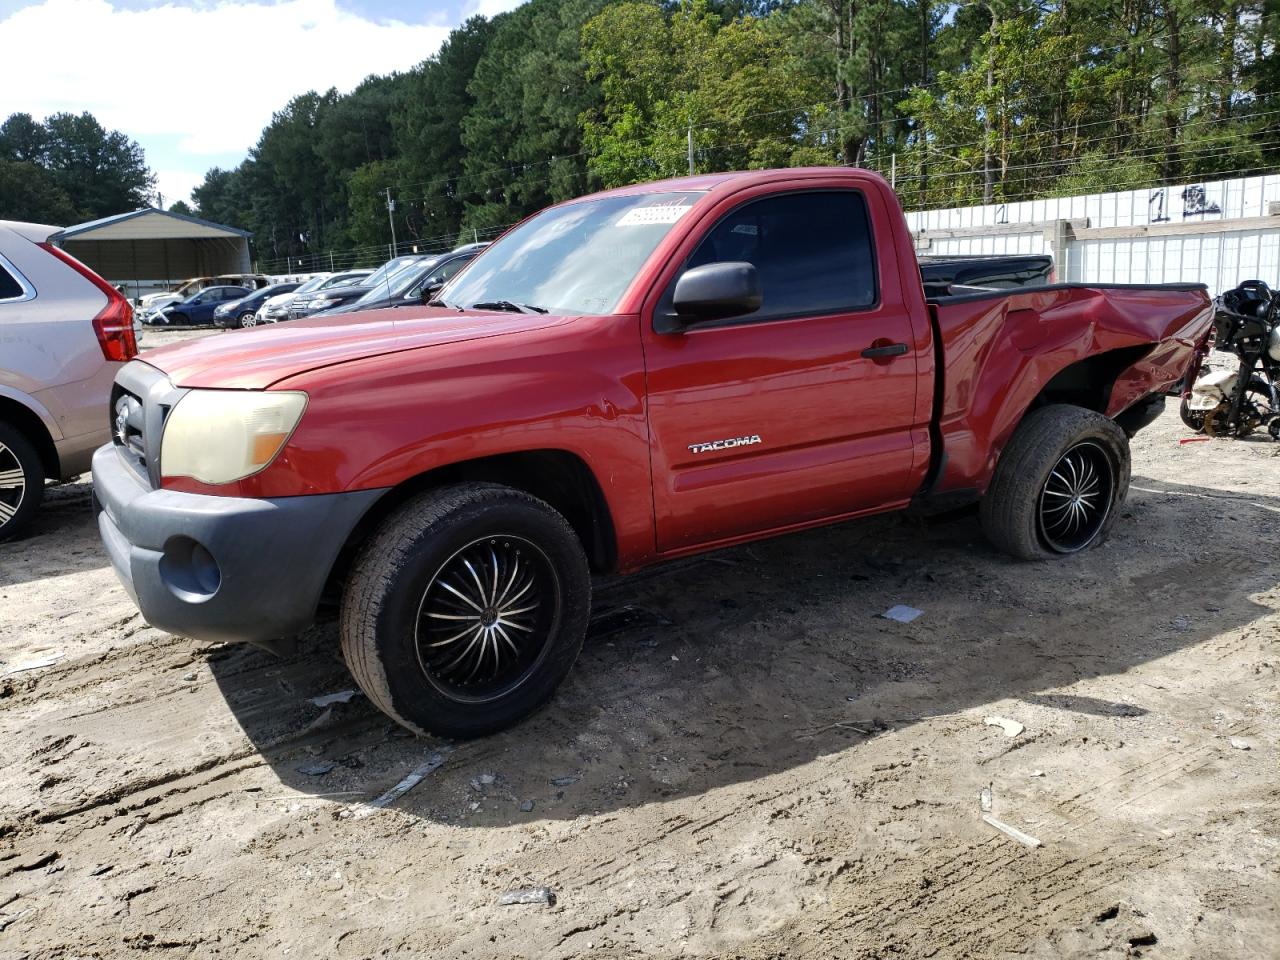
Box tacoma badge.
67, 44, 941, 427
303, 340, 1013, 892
687, 434, 762, 454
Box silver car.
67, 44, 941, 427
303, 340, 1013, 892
0, 219, 136, 541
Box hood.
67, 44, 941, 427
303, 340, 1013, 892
137, 306, 578, 389
140, 292, 180, 309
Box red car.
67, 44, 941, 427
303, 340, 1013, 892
91, 168, 1212, 738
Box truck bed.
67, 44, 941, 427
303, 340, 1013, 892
925, 282, 1214, 496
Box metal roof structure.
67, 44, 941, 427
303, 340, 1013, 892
49, 208, 253, 294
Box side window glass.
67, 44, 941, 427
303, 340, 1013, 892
685, 191, 877, 323
0, 262, 23, 301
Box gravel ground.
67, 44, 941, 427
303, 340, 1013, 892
1, 331, 1276, 958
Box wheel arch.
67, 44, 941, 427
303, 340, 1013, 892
1026, 344, 1154, 415
0, 394, 60, 479
323, 448, 618, 601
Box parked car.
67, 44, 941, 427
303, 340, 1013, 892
213, 282, 301, 329
287, 268, 375, 319
313, 246, 485, 316
151, 285, 252, 326
0, 220, 137, 541
136, 274, 269, 320
258, 273, 332, 324
91, 167, 1211, 738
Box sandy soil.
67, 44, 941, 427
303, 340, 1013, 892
1, 336, 1276, 958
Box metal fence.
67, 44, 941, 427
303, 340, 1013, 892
905, 173, 1280, 295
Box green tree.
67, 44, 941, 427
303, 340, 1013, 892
41, 112, 155, 217
0, 158, 78, 224
459, 0, 612, 235
581, 0, 825, 186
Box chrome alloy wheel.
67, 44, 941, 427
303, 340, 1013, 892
0, 441, 25, 529
1037, 441, 1114, 553
241, 312, 257, 328
414, 535, 559, 702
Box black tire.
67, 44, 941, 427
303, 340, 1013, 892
0, 422, 45, 543
980, 404, 1131, 560
340, 483, 591, 738
168, 312, 187, 326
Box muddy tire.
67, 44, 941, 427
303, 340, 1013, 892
340, 483, 591, 738
0, 422, 45, 543
980, 404, 1130, 560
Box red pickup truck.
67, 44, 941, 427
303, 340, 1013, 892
92, 168, 1212, 738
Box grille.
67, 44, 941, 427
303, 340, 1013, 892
109, 361, 187, 488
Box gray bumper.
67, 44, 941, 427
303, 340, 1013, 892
92, 444, 385, 645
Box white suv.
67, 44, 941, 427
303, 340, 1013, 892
0, 220, 137, 541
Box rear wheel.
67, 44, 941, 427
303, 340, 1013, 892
980, 405, 1130, 560
0, 423, 44, 543
340, 483, 591, 738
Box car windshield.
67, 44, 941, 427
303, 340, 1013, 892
356, 258, 441, 304
321, 272, 369, 290
363, 258, 419, 289
292, 275, 331, 295
442, 191, 703, 315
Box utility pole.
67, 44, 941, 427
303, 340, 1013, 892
891, 152, 897, 191
687, 122, 695, 176
385, 188, 398, 257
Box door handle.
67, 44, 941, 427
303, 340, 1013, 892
861, 342, 909, 359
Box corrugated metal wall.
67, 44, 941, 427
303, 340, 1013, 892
905, 174, 1280, 295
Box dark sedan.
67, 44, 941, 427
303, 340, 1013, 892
153, 285, 252, 326
213, 282, 302, 329
312, 246, 485, 317
286, 269, 375, 320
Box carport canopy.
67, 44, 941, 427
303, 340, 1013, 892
48, 208, 252, 296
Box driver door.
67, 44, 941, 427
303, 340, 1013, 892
642, 185, 930, 553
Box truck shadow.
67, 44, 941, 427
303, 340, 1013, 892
206, 472, 1279, 825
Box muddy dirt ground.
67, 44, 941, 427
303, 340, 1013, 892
1, 327, 1277, 959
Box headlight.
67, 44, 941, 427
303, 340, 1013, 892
160, 390, 307, 484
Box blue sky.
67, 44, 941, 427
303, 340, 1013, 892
0, 0, 524, 213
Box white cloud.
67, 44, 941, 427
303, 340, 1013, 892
463, 0, 524, 19
0, 0, 451, 203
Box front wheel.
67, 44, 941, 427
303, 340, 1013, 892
980, 405, 1131, 560
340, 483, 591, 738
0, 423, 45, 543
239, 311, 257, 328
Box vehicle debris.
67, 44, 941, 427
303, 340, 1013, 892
498, 886, 556, 907
982, 814, 1042, 848
881, 605, 924, 624
1229, 738, 1252, 751
983, 716, 1025, 737
1, 654, 62, 678
296, 761, 338, 776
549, 775, 580, 787
309, 690, 360, 708
979, 785, 993, 812
350, 753, 449, 818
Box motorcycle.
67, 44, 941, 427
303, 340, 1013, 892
1179, 279, 1280, 440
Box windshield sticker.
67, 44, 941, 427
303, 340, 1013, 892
731, 223, 758, 236
617, 202, 692, 226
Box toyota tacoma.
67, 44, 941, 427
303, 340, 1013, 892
91, 168, 1213, 738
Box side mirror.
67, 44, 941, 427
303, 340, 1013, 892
419, 281, 444, 304
668, 262, 761, 328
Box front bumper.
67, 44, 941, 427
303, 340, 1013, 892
92, 444, 385, 645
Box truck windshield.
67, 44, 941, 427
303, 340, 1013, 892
442, 192, 702, 316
